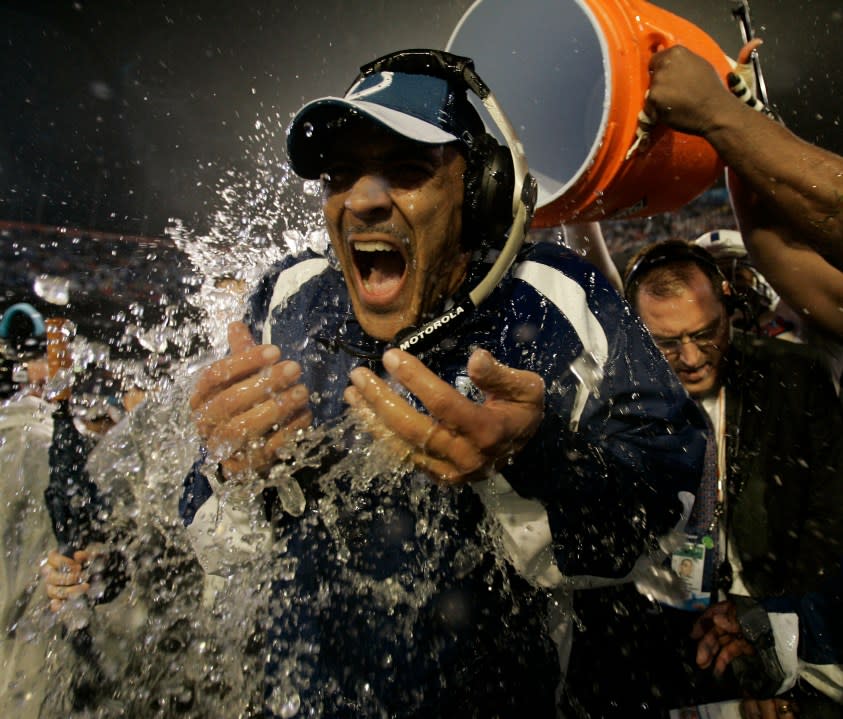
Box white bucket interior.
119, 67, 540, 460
447, 0, 611, 209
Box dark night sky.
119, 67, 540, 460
1, 0, 841, 237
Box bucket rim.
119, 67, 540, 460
447, 0, 612, 209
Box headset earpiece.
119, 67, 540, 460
463, 132, 515, 251
720, 278, 734, 312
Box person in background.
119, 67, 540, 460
40, 357, 210, 717
174, 48, 707, 717
586, 239, 842, 718
0, 302, 49, 399
0, 302, 54, 719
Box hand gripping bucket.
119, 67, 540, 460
447, 0, 733, 226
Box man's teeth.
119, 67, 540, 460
353, 241, 394, 252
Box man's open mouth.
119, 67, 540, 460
352, 240, 407, 299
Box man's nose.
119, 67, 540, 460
344, 173, 392, 218
677, 338, 704, 366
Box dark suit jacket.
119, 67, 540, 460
726, 332, 843, 597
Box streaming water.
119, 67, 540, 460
3, 123, 321, 717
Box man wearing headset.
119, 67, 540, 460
566, 239, 843, 717
163, 51, 708, 715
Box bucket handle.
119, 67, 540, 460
617, 0, 676, 159
620, 0, 676, 52
624, 26, 672, 160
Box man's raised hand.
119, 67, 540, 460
190, 321, 312, 480
344, 348, 544, 484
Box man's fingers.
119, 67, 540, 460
713, 638, 754, 676
695, 632, 718, 669
46, 549, 80, 572
207, 385, 310, 458
345, 388, 387, 436
409, 450, 486, 485
347, 363, 432, 439
712, 611, 742, 635
263, 409, 314, 458
690, 619, 706, 640
349, 363, 475, 453
348, 349, 542, 483
196, 361, 303, 430
741, 699, 763, 719
375, 349, 524, 453
741, 699, 779, 719
190, 345, 282, 410
228, 321, 257, 354
45, 566, 83, 587
219, 408, 314, 479
46, 582, 90, 602
691, 600, 733, 638
73, 543, 106, 564
467, 348, 544, 405
348, 348, 544, 481
345, 382, 485, 483
47, 549, 79, 569
379, 349, 480, 430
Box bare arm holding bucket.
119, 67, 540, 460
730, 171, 843, 338
645, 45, 843, 269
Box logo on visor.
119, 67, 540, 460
347, 72, 395, 101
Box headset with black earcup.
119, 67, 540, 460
461, 131, 515, 251
0, 302, 47, 359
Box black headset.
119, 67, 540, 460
350, 49, 537, 354
352, 49, 524, 252
622, 240, 758, 327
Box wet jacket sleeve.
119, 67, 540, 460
497, 246, 707, 580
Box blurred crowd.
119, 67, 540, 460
0, 222, 197, 345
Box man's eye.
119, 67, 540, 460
386, 162, 433, 186
321, 166, 356, 190
693, 328, 718, 342
655, 338, 681, 351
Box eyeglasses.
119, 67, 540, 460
652, 317, 725, 358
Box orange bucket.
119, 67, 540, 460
447, 0, 733, 226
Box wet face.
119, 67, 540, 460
636, 267, 731, 398
321, 125, 470, 341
